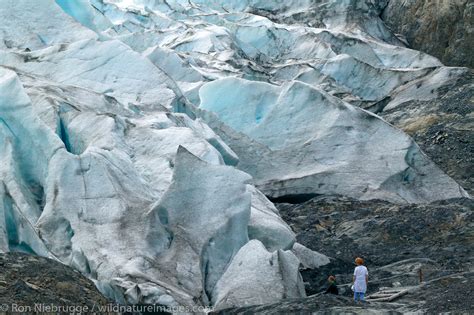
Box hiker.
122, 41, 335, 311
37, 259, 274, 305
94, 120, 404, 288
352, 257, 368, 303
324, 275, 339, 295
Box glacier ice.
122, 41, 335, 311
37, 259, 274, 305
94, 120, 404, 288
212, 240, 305, 310
199, 77, 467, 203
0, 0, 97, 50
0, 69, 61, 257
248, 185, 295, 252
0, 67, 299, 308
55, 0, 113, 32
291, 243, 331, 270
0, 0, 471, 310
0, 38, 177, 108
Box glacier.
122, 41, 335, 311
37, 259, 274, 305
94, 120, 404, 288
198, 77, 466, 203
0, 0, 471, 311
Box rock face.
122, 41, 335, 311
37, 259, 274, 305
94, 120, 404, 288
0, 252, 109, 308
0, 0, 472, 312
382, 0, 474, 68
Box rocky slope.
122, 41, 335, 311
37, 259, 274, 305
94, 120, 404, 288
0, 0, 472, 312
277, 196, 473, 291
382, 0, 474, 68
218, 269, 474, 315
0, 253, 109, 310
218, 196, 474, 314
380, 69, 474, 195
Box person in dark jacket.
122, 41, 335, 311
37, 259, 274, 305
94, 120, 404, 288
324, 275, 339, 295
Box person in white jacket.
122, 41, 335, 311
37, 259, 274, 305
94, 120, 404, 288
352, 257, 368, 303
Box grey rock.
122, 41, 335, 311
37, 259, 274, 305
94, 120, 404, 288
382, 0, 474, 68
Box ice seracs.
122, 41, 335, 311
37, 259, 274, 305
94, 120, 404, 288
212, 240, 305, 310
0, 68, 60, 257
199, 77, 467, 203
0, 67, 299, 308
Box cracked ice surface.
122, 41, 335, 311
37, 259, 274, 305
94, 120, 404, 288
0, 0, 470, 310
0, 66, 298, 309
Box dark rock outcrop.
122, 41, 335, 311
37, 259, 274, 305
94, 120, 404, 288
0, 253, 109, 310
382, 0, 474, 68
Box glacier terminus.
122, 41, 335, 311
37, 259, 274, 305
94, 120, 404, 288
0, 0, 471, 312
